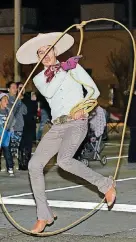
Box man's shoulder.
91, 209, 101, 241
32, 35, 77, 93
71, 63, 85, 74
33, 70, 44, 84
75, 63, 83, 69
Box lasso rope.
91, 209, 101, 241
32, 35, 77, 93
0, 18, 136, 237
69, 72, 98, 115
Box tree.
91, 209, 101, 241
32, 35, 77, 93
0, 55, 14, 84
107, 46, 132, 110
0, 55, 37, 90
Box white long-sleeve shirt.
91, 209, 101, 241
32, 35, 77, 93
33, 63, 100, 121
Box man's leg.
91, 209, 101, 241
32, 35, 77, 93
57, 119, 113, 195
28, 125, 62, 221
2, 143, 14, 172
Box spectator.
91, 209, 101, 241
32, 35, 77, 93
7, 81, 18, 109
10, 82, 27, 168
126, 84, 136, 163
36, 93, 51, 142
18, 91, 38, 170
0, 93, 15, 176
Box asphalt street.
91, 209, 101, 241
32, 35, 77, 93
1, 132, 136, 242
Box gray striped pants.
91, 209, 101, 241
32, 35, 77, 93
28, 119, 112, 220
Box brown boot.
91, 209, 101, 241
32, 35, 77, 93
31, 220, 48, 233
31, 214, 57, 233
105, 184, 116, 207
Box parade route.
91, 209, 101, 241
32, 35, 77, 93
1, 139, 136, 241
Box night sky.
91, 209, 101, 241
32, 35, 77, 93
0, 0, 135, 30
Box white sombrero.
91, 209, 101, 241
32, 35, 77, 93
16, 32, 74, 64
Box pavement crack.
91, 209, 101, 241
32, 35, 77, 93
102, 228, 136, 238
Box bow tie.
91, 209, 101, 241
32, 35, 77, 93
44, 55, 82, 83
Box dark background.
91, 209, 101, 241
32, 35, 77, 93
0, 0, 135, 31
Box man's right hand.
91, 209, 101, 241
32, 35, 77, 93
71, 109, 85, 120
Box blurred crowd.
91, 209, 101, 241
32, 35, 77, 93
0, 81, 51, 176
1, 81, 135, 178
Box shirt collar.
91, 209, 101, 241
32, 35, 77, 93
44, 60, 60, 71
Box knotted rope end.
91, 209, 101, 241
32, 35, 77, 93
76, 21, 87, 30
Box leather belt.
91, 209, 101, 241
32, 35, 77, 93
53, 115, 73, 125
53, 114, 89, 125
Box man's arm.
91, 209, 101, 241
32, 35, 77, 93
75, 64, 100, 100
6, 109, 16, 130
21, 102, 27, 115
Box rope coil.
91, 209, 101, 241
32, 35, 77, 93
0, 18, 136, 237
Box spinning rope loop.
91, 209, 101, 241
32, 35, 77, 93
0, 18, 136, 237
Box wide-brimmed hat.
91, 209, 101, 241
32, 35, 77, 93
0, 93, 9, 100
16, 32, 74, 64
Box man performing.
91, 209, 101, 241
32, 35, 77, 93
16, 32, 116, 233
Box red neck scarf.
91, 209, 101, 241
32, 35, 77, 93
44, 55, 82, 83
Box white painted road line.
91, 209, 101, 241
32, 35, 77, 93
3, 177, 136, 199
1, 198, 136, 213
105, 143, 129, 147
107, 155, 128, 160
4, 185, 83, 198
116, 177, 136, 182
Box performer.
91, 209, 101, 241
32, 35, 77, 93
16, 32, 116, 233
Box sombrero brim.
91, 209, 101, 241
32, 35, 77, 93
16, 32, 74, 64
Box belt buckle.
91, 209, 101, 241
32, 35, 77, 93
59, 115, 67, 124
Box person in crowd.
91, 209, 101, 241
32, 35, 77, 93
0, 93, 15, 176
6, 81, 27, 169
18, 91, 38, 170
10, 82, 27, 167
7, 81, 18, 108
126, 84, 136, 163
36, 93, 51, 142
